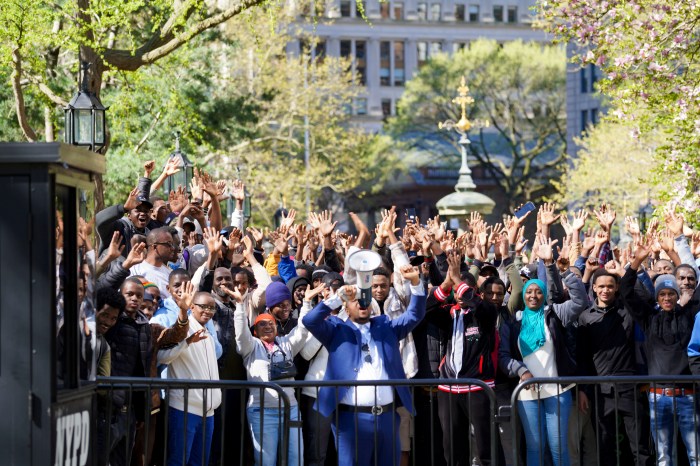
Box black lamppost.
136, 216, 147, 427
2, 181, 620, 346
64, 62, 107, 153
163, 131, 195, 194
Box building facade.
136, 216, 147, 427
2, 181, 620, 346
288, 0, 547, 131
565, 44, 604, 156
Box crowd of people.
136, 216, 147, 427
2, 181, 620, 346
63, 160, 700, 466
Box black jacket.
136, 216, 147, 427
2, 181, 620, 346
620, 267, 698, 382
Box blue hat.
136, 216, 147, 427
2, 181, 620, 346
265, 281, 292, 309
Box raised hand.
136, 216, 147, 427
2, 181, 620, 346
186, 328, 208, 345
536, 235, 559, 264
604, 260, 625, 277
189, 177, 203, 201
539, 202, 560, 226
304, 283, 327, 301
280, 208, 297, 231
168, 186, 188, 213
317, 210, 337, 238
625, 216, 641, 238
105, 231, 125, 261
515, 227, 528, 255
203, 226, 223, 257
632, 235, 653, 267
560, 214, 573, 238
593, 203, 616, 233
124, 187, 140, 211
174, 281, 195, 311
163, 157, 182, 176
659, 229, 675, 253
246, 226, 264, 249
571, 209, 589, 233
122, 242, 147, 270
664, 206, 685, 237
400, 264, 421, 285
143, 160, 156, 178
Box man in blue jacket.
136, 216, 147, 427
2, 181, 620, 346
302, 264, 426, 466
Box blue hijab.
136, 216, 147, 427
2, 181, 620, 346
519, 279, 547, 358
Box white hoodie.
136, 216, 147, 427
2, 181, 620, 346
157, 318, 221, 417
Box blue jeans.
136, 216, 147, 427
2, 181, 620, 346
247, 405, 303, 466
648, 393, 700, 466
518, 391, 572, 466
167, 407, 214, 466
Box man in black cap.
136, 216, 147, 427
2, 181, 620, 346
96, 163, 153, 257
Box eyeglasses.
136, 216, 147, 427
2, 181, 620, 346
361, 343, 372, 364
154, 242, 177, 249
193, 303, 217, 313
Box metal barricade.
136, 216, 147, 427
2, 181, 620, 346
96, 377, 500, 466
510, 375, 700, 466
97, 377, 292, 466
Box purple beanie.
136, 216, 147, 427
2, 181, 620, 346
265, 281, 292, 309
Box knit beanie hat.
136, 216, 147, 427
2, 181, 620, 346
655, 274, 680, 299
265, 281, 292, 309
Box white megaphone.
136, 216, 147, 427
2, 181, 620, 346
347, 249, 382, 309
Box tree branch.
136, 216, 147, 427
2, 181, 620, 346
103, 0, 267, 71
25, 75, 69, 107
11, 48, 38, 142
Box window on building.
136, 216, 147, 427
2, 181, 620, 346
417, 2, 428, 20
580, 68, 588, 93
382, 99, 392, 118
507, 5, 517, 22
455, 4, 465, 21
356, 98, 368, 115
591, 107, 598, 125
417, 41, 428, 68
340, 0, 352, 17
340, 39, 367, 86
468, 4, 479, 21
379, 41, 406, 86
430, 3, 441, 21
380, 2, 390, 18
453, 42, 468, 52
493, 5, 504, 22
393, 2, 404, 19
581, 110, 588, 133
380, 41, 391, 86
394, 41, 405, 85
589, 64, 597, 92
356, 40, 367, 85
417, 41, 442, 68
355, 0, 364, 17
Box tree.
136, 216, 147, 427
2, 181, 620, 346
0, 0, 269, 207
95, 11, 402, 226
538, 0, 700, 221
551, 120, 659, 215
387, 39, 567, 213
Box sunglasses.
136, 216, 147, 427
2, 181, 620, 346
361, 343, 372, 364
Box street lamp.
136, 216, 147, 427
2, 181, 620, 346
163, 131, 195, 195
64, 62, 107, 153
435, 76, 495, 229
438, 76, 490, 192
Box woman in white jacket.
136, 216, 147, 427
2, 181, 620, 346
225, 285, 312, 466
157, 286, 221, 466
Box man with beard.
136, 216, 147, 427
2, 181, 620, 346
130, 227, 177, 299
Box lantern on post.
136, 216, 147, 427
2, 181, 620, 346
163, 131, 195, 195
64, 62, 107, 153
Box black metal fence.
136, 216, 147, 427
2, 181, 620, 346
96, 376, 700, 466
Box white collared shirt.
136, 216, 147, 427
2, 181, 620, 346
340, 321, 394, 406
